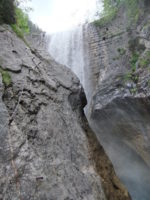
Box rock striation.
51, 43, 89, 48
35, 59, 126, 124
0, 25, 131, 200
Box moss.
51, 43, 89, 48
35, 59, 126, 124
124, 70, 139, 86
139, 58, 149, 68
0, 67, 11, 87
130, 87, 137, 94
138, 51, 150, 68
117, 48, 126, 56
130, 52, 139, 72
124, 72, 132, 81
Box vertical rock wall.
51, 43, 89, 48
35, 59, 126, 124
87, 3, 150, 200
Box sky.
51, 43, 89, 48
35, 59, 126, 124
23, 0, 103, 33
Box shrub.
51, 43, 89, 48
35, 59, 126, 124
15, 7, 29, 34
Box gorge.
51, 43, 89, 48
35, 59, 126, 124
0, 0, 150, 199
48, 1, 150, 200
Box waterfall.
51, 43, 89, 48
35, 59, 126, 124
49, 26, 85, 86
48, 24, 98, 112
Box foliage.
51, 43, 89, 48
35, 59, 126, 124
0, 67, 11, 87
130, 52, 139, 72
139, 51, 150, 68
117, 48, 126, 56
94, 0, 120, 26
0, 0, 16, 24
15, 7, 29, 33
11, 5, 30, 43
11, 24, 24, 38
124, 71, 139, 83
95, 0, 140, 27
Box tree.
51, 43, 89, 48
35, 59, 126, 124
0, 0, 16, 24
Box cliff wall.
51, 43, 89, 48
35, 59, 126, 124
0, 25, 130, 200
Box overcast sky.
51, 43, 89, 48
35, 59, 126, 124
24, 0, 103, 33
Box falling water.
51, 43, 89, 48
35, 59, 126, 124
49, 26, 85, 86
48, 24, 96, 114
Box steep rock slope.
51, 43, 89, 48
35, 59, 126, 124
0, 25, 130, 200
87, 1, 150, 199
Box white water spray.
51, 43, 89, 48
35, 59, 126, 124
49, 26, 85, 86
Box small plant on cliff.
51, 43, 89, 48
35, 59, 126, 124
139, 51, 150, 68
0, 67, 11, 87
117, 48, 126, 56
130, 52, 139, 72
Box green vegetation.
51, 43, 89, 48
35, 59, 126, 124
130, 52, 139, 72
130, 87, 137, 94
139, 51, 150, 68
95, 0, 140, 27
11, 24, 24, 39
94, 0, 120, 26
112, 47, 126, 60
0, 0, 30, 40
123, 52, 139, 85
11, 6, 30, 39
0, 67, 11, 87
117, 48, 126, 56
124, 71, 139, 83
14, 7, 29, 34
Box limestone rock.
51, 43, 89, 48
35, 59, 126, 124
0, 25, 131, 200
88, 4, 150, 200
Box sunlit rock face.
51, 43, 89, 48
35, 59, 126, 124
0, 25, 131, 200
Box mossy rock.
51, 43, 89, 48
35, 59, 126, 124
138, 51, 150, 68
0, 67, 11, 87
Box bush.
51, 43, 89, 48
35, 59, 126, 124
11, 7, 30, 43
15, 7, 29, 34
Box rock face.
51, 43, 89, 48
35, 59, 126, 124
0, 25, 131, 200
86, 2, 150, 200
